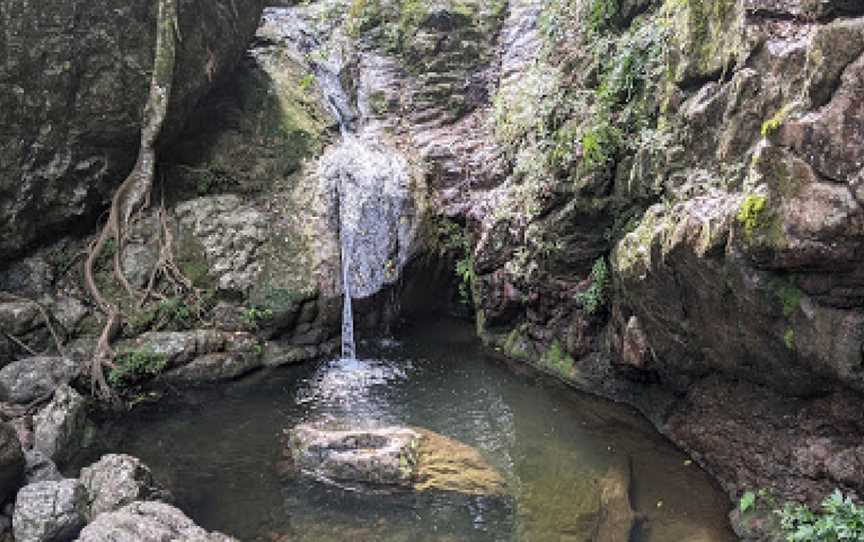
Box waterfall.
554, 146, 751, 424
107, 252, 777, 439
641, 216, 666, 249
339, 190, 356, 360
313, 45, 413, 362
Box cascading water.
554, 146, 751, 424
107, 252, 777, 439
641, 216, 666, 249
314, 48, 414, 361
338, 191, 356, 360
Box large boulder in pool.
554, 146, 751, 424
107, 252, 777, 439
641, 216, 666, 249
285, 422, 507, 496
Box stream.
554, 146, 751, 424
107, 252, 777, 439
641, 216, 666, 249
75, 317, 737, 541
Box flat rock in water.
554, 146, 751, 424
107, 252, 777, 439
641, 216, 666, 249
285, 421, 507, 496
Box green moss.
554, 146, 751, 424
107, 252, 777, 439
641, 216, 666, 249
774, 280, 802, 318
368, 90, 390, 116
783, 328, 795, 351
761, 104, 794, 138
737, 194, 768, 240
542, 341, 576, 377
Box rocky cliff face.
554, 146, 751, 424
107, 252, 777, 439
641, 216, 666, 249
315, 0, 864, 515
0, 0, 265, 260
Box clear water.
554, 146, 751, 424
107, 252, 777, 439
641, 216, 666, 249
79, 318, 736, 541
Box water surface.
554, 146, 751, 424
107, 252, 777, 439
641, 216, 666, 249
81, 317, 736, 541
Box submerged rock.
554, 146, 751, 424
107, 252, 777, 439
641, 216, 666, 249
76, 501, 237, 542
79, 454, 171, 520
0, 358, 79, 405
12, 479, 87, 542
286, 421, 507, 496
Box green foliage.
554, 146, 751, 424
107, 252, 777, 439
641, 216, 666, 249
777, 490, 864, 542
740, 491, 757, 514
576, 258, 609, 315
108, 348, 169, 389
241, 306, 274, 329
429, 217, 475, 306
455, 254, 475, 306
737, 194, 768, 240
580, 122, 621, 172
771, 278, 802, 319
588, 0, 620, 34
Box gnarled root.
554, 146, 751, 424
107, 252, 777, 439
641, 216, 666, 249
82, 0, 179, 400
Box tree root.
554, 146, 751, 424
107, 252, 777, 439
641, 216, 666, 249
82, 0, 179, 401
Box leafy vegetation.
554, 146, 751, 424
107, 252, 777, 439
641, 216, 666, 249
777, 490, 864, 541
576, 258, 609, 315
108, 348, 169, 389
241, 306, 274, 329
739, 489, 864, 542
761, 104, 794, 138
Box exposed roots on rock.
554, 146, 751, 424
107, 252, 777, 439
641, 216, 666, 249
82, 0, 179, 401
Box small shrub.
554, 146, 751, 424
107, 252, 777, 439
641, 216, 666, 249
777, 490, 864, 542
577, 258, 609, 315
109, 348, 169, 389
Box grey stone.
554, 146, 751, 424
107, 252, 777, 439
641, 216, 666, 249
79, 455, 170, 520
0, 422, 24, 504
33, 385, 87, 465
12, 479, 87, 542
76, 501, 237, 542
23, 450, 62, 485
174, 196, 268, 293
0, 358, 79, 405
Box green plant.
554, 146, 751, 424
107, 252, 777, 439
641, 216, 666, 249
740, 491, 757, 513
241, 306, 274, 329
777, 490, 864, 541
455, 254, 475, 306
577, 258, 609, 315
737, 194, 768, 240
580, 122, 621, 172
108, 348, 169, 388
